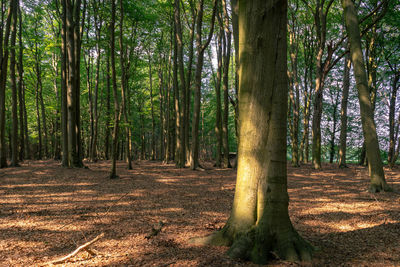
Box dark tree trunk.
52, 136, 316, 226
0, 1, 13, 168
109, 0, 120, 178
10, 0, 18, 166
338, 54, 351, 168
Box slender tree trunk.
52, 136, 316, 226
105, 50, 111, 160
342, 0, 390, 192
214, 28, 223, 167
35, 73, 42, 159
17, 4, 24, 161
61, 0, 69, 166
221, 0, 231, 168
0, 1, 13, 168
388, 70, 400, 167
109, 0, 120, 178
174, 0, 187, 167
338, 54, 351, 168
119, 0, 132, 169
10, 0, 18, 166
193, 1, 313, 263
148, 53, 156, 160
329, 89, 340, 164
190, 0, 216, 170
172, 11, 182, 166
165, 34, 173, 162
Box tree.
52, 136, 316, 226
190, 0, 217, 170
338, 53, 351, 168
0, 1, 14, 168
342, 0, 390, 192
109, 0, 120, 179
192, 0, 313, 263
10, 0, 19, 166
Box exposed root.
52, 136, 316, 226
368, 183, 393, 193
227, 228, 313, 264
191, 225, 313, 265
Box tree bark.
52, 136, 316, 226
342, 0, 390, 192
148, 53, 156, 160
61, 0, 69, 166
214, 27, 223, 167
338, 54, 351, 168
192, 0, 313, 263
221, 0, 231, 169
10, 0, 18, 166
119, 0, 132, 169
17, 3, 25, 161
0, 1, 14, 168
190, 0, 217, 170
109, 0, 120, 178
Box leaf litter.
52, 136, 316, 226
0, 160, 399, 266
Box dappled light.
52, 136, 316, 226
0, 160, 399, 266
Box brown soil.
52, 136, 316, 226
0, 160, 399, 266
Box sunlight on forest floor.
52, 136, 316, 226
0, 160, 399, 266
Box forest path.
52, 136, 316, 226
0, 160, 399, 266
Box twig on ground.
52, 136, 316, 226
45, 233, 104, 265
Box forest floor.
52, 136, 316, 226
0, 160, 399, 267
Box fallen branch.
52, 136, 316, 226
46, 233, 104, 265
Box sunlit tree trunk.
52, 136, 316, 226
192, 0, 313, 263
342, 0, 390, 192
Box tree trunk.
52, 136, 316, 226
17, 3, 24, 161
338, 54, 351, 168
10, 0, 18, 166
148, 53, 156, 160
174, 0, 186, 167
105, 50, 111, 160
190, 0, 216, 170
288, 6, 300, 167
214, 27, 223, 167
109, 0, 120, 179
329, 88, 340, 164
61, 0, 69, 166
221, 0, 231, 169
0, 1, 13, 168
119, 0, 132, 169
342, 0, 390, 192
192, 1, 313, 263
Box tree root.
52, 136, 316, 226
368, 183, 393, 193
190, 225, 313, 264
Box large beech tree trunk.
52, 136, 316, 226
192, 1, 313, 263
342, 0, 390, 192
